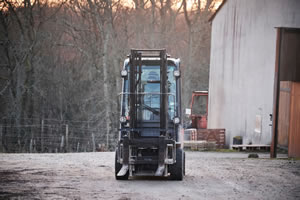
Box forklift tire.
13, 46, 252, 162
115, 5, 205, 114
170, 148, 184, 180
115, 149, 129, 180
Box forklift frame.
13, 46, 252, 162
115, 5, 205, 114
116, 49, 184, 180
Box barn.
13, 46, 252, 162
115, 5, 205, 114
208, 0, 300, 157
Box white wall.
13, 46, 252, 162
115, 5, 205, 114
208, 0, 300, 146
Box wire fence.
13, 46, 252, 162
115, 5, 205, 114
0, 118, 118, 153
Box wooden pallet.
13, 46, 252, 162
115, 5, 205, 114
231, 144, 271, 151
184, 140, 216, 150
185, 128, 226, 149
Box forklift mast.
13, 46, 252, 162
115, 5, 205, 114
129, 49, 169, 136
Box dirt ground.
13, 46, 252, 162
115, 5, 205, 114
0, 152, 299, 200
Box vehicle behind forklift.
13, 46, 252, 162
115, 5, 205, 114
188, 91, 208, 129
115, 49, 185, 180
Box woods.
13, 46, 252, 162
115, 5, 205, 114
0, 0, 220, 152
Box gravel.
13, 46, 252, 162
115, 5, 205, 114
0, 151, 299, 200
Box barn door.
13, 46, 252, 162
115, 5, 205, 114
271, 28, 300, 158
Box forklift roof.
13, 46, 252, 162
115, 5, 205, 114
123, 57, 180, 69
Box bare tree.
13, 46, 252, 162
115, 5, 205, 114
181, 0, 217, 110
0, 0, 222, 152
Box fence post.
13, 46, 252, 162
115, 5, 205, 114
106, 130, 109, 151
0, 124, 2, 152
60, 135, 64, 152
29, 139, 33, 153
92, 133, 95, 152
33, 139, 36, 153
65, 124, 69, 152
50, 125, 53, 153
77, 142, 80, 152
3, 118, 7, 152
41, 119, 44, 152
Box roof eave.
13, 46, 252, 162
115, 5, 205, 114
208, 0, 227, 22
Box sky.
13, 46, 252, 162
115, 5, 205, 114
0, 0, 222, 11
116, 0, 222, 11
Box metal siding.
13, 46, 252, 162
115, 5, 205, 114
208, 0, 300, 146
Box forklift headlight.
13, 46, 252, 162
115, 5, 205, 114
173, 117, 180, 124
120, 116, 127, 123
173, 70, 180, 77
121, 70, 128, 78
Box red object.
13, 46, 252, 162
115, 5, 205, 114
190, 91, 208, 129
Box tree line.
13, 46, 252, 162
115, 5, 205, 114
0, 0, 220, 152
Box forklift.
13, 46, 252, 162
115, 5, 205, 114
115, 49, 185, 180
187, 91, 208, 129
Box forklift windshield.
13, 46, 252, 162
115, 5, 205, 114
122, 64, 177, 121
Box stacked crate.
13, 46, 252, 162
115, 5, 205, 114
184, 129, 226, 150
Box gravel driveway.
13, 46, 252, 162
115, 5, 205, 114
0, 152, 299, 200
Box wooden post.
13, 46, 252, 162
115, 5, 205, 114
29, 139, 33, 153
77, 142, 80, 152
271, 28, 282, 158
92, 133, 96, 152
41, 119, 44, 152
106, 129, 109, 151
65, 124, 69, 152
49, 125, 52, 153
60, 135, 64, 152
3, 118, 7, 152
84, 143, 86, 152
33, 139, 36, 153
0, 124, 2, 152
